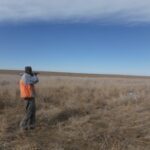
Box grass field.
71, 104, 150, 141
0, 72, 150, 150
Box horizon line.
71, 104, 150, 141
0, 69, 150, 78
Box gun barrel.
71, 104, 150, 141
19, 72, 40, 76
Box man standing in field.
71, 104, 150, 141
20, 66, 39, 130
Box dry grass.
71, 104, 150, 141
0, 74, 150, 150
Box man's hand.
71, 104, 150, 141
33, 72, 39, 76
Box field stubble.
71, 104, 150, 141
0, 74, 150, 150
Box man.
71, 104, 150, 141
20, 66, 39, 130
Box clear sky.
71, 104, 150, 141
0, 0, 150, 75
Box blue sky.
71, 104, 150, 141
0, 0, 150, 75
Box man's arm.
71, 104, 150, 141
21, 73, 39, 85
29, 75, 39, 84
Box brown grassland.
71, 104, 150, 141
0, 73, 150, 150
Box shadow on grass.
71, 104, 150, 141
48, 108, 82, 126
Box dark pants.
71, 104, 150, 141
20, 98, 36, 129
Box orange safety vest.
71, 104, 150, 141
20, 80, 35, 99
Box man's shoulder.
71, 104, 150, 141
21, 73, 32, 81
23, 73, 32, 77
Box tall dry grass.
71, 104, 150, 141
0, 74, 150, 150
